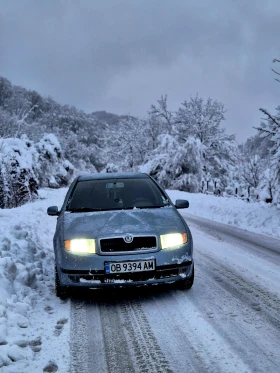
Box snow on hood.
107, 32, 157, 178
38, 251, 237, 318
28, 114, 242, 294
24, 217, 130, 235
63, 207, 186, 239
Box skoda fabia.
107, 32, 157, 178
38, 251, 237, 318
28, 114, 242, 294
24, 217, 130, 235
47, 172, 194, 298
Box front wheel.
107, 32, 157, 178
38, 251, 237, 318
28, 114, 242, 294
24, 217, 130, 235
55, 266, 70, 299
176, 266, 194, 290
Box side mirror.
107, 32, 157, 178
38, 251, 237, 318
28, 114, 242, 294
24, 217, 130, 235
175, 199, 189, 209
47, 206, 59, 216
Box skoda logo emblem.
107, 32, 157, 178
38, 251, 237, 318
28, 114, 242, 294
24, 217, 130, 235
124, 234, 133, 244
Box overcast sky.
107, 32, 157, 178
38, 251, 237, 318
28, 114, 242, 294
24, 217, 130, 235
0, 0, 279, 142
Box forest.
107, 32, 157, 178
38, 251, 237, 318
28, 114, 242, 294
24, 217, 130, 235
0, 72, 279, 209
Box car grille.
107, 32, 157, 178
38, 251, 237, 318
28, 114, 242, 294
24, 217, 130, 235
100, 236, 157, 252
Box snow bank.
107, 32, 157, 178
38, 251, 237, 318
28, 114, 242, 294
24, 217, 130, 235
167, 189, 280, 239
0, 188, 70, 372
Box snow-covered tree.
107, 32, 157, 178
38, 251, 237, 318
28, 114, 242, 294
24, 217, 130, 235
237, 134, 273, 195
255, 106, 280, 203
248, 58, 280, 204
240, 155, 261, 188
0, 108, 14, 138
149, 95, 173, 135
102, 116, 148, 171
145, 112, 169, 151
175, 95, 226, 143
139, 134, 204, 192
36, 102, 102, 170
174, 95, 236, 187
0, 77, 13, 108
139, 134, 179, 187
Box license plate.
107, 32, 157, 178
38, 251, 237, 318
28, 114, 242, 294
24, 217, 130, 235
105, 259, 155, 274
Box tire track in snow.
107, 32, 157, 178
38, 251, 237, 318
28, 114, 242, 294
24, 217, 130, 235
189, 251, 280, 372
199, 253, 280, 330
140, 288, 251, 373
70, 294, 173, 373
97, 302, 136, 373
119, 299, 172, 373
185, 213, 280, 371
70, 300, 89, 373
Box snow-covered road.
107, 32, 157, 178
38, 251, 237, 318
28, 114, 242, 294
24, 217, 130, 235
68, 214, 280, 373
0, 188, 279, 372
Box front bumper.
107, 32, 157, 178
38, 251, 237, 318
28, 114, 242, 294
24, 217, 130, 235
59, 260, 193, 288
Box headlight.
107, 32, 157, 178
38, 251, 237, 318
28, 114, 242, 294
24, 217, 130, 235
160, 233, 187, 250
64, 239, 96, 254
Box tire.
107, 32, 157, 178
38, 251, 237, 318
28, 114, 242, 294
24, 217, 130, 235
176, 265, 194, 290
55, 265, 70, 299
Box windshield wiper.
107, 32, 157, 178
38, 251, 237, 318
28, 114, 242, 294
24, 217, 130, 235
67, 207, 132, 213
67, 207, 102, 213
134, 205, 164, 209
67, 205, 165, 213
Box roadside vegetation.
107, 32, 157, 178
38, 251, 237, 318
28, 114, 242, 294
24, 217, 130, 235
0, 62, 279, 208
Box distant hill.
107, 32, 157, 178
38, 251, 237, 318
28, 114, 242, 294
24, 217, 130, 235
92, 111, 122, 127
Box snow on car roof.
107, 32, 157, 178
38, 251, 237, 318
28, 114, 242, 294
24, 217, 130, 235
78, 172, 150, 181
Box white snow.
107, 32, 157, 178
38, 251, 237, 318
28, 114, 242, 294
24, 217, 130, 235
0, 186, 278, 371
0, 137, 38, 170
0, 188, 70, 372
167, 189, 280, 239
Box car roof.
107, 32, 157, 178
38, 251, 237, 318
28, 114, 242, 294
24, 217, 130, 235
77, 172, 150, 181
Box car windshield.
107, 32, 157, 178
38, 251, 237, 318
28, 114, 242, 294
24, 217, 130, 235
66, 177, 170, 211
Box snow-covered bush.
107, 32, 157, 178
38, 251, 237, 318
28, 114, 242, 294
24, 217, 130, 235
35, 134, 74, 188
101, 163, 119, 173
0, 134, 74, 209
0, 137, 39, 209
172, 173, 201, 193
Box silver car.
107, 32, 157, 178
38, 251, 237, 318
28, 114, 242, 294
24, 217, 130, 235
47, 172, 194, 298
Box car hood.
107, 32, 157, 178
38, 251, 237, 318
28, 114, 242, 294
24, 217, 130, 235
63, 207, 186, 239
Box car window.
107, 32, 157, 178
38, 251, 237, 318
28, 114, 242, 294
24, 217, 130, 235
66, 178, 169, 211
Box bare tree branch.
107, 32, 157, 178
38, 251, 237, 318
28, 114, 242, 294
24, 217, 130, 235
259, 108, 280, 127
272, 58, 280, 82
272, 68, 280, 76
253, 126, 276, 137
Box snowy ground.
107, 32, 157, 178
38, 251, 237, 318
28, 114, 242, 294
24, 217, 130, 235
167, 189, 280, 239
0, 187, 279, 372
0, 188, 69, 373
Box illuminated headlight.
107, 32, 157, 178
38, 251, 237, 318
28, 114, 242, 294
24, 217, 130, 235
160, 233, 187, 250
64, 239, 96, 254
